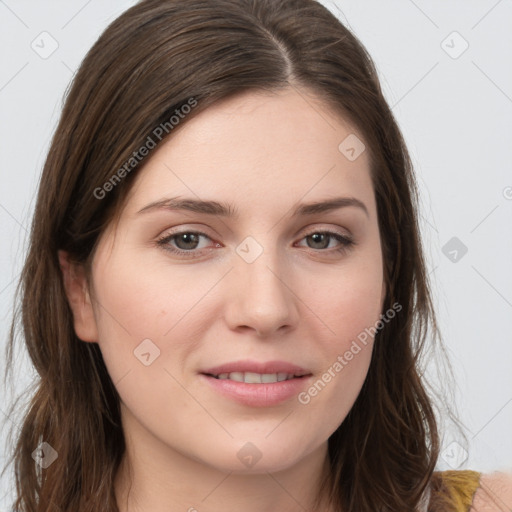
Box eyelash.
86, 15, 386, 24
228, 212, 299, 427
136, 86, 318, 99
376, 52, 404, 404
156, 228, 355, 259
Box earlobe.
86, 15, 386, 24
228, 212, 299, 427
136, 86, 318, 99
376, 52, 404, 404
58, 250, 99, 343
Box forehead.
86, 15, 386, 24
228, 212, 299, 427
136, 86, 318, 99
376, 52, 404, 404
125, 87, 374, 217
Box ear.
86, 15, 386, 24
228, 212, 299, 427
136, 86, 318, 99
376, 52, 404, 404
58, 250, 98, 343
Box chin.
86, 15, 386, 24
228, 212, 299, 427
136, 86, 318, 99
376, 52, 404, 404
191, 433, 321, 475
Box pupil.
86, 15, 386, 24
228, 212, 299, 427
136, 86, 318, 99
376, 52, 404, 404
177, 233, 199, 250
309, 233, 328, 249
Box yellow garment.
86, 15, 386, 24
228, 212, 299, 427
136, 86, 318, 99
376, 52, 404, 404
433, 470, 481, 511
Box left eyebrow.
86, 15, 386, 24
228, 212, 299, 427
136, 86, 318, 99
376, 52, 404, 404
137, 196, 369, 219
292, 197, 369, 218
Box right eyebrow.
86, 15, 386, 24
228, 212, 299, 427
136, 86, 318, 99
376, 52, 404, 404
137, 197, 239, 217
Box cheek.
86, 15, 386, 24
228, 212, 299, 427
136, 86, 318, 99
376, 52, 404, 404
295, 255, 382, 410
89, 259, 200, 427
88, 254, 175, 380
296, 274, 380, 436
89, 249, 225, 394
305, 255, 384, 344
294, 313, 375, 449
92, 251, 199, 341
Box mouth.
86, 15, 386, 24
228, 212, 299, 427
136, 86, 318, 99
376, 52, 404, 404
199, 360, 313, 407
204, 371, 309, 383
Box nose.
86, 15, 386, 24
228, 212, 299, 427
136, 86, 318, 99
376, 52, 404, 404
223, 245, 300, 338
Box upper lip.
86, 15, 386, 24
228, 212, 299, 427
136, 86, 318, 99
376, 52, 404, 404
201, 360, 311, 377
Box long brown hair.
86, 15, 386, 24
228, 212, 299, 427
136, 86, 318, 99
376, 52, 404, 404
3, 0, 462, 510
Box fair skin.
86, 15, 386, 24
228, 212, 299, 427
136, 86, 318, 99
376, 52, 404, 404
470, 472, 512, 511
58, 87, 512, 511
59, 87, 387, 511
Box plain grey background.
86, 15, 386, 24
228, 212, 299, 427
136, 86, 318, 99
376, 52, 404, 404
1, 0, 511, 507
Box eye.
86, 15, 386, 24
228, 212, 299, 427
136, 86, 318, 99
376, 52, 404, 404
156, 228, 355, 258
295, 230, 355, 254
156, 230, 216, 258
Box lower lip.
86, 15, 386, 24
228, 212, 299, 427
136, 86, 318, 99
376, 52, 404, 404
200, 374, 312, 407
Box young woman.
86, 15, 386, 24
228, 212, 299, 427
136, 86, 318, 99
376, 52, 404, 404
3, 0, 511, 511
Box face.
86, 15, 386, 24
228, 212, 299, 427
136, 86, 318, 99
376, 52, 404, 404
63, 87, 385, 474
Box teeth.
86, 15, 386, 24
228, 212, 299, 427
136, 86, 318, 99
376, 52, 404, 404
228, 372, 244, 382
215, 372, 297, 383
244, 372, 261, 383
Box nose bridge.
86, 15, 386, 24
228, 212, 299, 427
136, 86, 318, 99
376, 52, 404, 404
225, 234, 298, 335
236, 235, 289, 304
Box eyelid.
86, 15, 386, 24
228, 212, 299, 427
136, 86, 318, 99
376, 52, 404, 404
300, 225, 352, 240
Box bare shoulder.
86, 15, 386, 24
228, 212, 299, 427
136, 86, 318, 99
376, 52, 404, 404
469, 471, 512, 511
